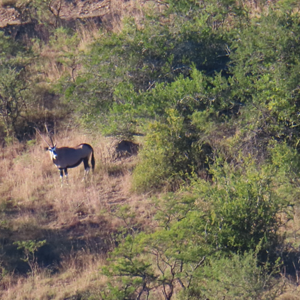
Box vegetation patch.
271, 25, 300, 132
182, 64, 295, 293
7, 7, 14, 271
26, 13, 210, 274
1, 0, 300, 299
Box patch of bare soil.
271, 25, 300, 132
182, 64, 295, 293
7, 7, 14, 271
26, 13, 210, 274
0, 0, 109, 27
0, 0, 158, 28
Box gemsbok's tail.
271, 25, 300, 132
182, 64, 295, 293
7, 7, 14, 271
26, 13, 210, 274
91, 149, 95, 172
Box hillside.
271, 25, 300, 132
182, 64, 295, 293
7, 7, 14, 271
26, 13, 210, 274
0, 0, 156, 30
1, 0, 300, 299
0, 0, 111, 26
0, 130, 150, 299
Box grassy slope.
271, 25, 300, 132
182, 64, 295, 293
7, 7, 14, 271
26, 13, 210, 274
0, 131, 299, 299
1, 1, 300, 298
0, 129, 153, 299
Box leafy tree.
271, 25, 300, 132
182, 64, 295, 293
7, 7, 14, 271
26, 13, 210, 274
132, 108, 211, 192
14, 239, 46, 275
63, 6, 231, 136
0, 33, 33, 140
180, 251, 284, 300
228, 10, 300, 149
102, 155, 291, 298
0, 66, 29, 139
0, 27, 63, 141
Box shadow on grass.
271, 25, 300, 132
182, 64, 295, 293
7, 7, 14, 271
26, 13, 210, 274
278, 245, 300, 285
0, 214, 115, 275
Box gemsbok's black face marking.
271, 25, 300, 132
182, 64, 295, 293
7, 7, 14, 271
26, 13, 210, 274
48, 146, 58, 160
36, 126, 95, 186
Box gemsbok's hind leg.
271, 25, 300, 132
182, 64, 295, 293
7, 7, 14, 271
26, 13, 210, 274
82, 157, 90, 181
64, 168, 69, 185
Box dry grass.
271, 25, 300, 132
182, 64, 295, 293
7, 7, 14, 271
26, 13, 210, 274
103, 0, 145, 32
0, 128, 300, 299
32, 0, 157, 83
0, 128, 148, 299
277, 279, 300, 300
1, 252, 107, 300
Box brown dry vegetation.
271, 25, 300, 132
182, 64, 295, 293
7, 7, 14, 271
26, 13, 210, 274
1, 0, 300, 298
1, 132, 300, 299
0, 129, 153, 299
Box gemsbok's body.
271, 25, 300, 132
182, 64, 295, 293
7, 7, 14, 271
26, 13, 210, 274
36, 126, 95, 185
48, 144, 95, 184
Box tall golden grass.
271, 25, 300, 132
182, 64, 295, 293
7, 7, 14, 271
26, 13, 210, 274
0, 128, 149, 299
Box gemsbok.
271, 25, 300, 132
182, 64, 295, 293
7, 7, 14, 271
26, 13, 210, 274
36, 127, 95, 185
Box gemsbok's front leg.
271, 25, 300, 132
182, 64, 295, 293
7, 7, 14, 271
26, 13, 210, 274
59, 169, 64, 187
59, 169, 69, 186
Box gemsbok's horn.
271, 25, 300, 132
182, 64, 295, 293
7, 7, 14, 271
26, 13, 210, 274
44, 124, 55, 147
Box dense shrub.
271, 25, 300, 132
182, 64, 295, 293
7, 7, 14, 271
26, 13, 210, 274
103, 155, 291, 299
2, 0, 300, 298
132, 108, 211, 192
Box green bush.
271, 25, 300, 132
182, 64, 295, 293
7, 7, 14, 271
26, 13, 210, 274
132, 108, 211, 192
103, 155, 291, 298
180, 251, 284, 300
